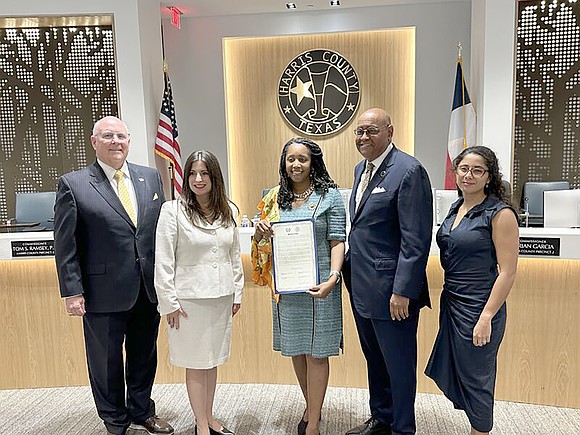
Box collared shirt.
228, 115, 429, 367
97, 159, 138, 215
355, 142, 394, 209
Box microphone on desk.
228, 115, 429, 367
524, 196, 530, 227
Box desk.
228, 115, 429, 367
1, 229, 579, 409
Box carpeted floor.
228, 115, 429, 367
1, 383, 579, 434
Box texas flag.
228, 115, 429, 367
444, 59, 476, 189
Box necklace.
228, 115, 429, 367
293, 183, 314, 201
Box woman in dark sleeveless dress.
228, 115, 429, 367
425, 146, 519, 435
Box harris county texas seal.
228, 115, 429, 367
278, 49, 360, 136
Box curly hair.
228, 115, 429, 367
180, 150, 237, 226
277, 137, 337, 210
452, 145, 512, 205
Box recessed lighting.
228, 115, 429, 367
330, 0, 341, 6
286, 3, 297, 9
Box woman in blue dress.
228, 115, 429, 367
425, 146, 519, 435
252, 137, 346, 435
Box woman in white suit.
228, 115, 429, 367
155, 150, 243, 435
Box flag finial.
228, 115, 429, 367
457, 42, 463, 60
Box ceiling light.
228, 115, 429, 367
286, 3, 297, 9
330, 0, 341, 6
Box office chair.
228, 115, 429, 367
501, 179, 512, 202
15, 192, 57, 226
520, 181, 569, 227
434, 189, 459, 225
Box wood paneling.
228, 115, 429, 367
2, 257, 580, 409
223, 29, 415, 218
0, 259, 88, 388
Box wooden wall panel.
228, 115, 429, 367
0, 259, 88, 388
223, 29, 415, 218
3, 257, 580, 409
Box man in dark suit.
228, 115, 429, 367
343, 108, 433, 435
54, 116, 173, 435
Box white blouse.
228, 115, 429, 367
154, 200, 244, 315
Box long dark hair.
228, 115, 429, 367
452, 145, 512, 205
181, 150, 236, 226
277, 137, 337, 210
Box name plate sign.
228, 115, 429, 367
519, 237, 560, 256
11, 240, 55, 257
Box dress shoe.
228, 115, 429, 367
345, 416, 391, 435
299, 409, 323, 435
130, 416, 174, 434
298, 416, 308, 435
209, 426, 235, 435
298, 408, 310, 435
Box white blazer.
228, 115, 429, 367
154, 200, 244, 315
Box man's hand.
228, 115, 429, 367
65, 295, 86, 317
389, 293, 409, 321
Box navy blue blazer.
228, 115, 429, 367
344, 146, 433, 320
54, 161, 165, 313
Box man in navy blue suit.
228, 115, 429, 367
54, 116, 173, 435
343, 108, 433, 435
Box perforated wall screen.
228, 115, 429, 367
0, 20, 118, 221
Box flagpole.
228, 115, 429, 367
168, 163, 175, 200
458, 42, 467, 150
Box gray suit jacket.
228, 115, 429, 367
54, 161, 165, 313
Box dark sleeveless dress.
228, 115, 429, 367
425, 195, 516, 432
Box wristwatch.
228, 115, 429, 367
329, 270, 341, 284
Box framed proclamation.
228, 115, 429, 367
271, 219, 319, 294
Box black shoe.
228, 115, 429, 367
345, 417, 391, 435
209, 426, 235, 435
298, 409, 322, 435
298, 416, 308, 435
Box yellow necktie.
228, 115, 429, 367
114, 170, 137, 225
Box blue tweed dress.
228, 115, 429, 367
272, 188, 347, 358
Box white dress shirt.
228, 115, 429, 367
355, 142, 394, 210
97, 159, 138, 215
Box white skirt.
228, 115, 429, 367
167, 295, 234, 369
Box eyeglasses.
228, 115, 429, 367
99, 132, 129, 141
353, 125, 390, 137
455, 165, 488, 178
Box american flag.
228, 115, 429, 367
155, 66, 183, 195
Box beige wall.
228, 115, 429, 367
162, 2, 472, 191
223, 28, 415, 217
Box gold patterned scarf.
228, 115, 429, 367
251, 186, 280, 300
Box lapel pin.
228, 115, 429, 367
138, 177, 145, 182
380, 171, 386, 177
